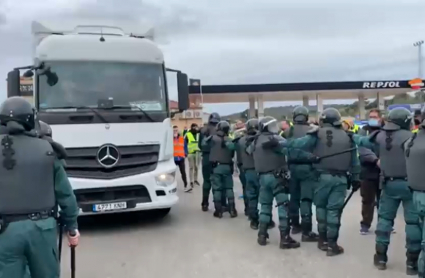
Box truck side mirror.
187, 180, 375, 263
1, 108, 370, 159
177, 72, 189, 111
7, 69, 21, 97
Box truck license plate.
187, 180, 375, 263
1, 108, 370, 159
93, 202, 127, 212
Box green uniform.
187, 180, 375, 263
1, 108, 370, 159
285, 124, 317, 235
358, 131, 421, 268
0, 160, 79, 278
286, 130, 360, 246
199, 125, 214, 207
202, 134, 236, 212
247, 136, 315, 233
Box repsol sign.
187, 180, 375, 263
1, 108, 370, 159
362, 81, 401, 89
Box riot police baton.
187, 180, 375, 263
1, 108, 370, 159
69, 230, 77, 278
58, 222, 63, 262
317, 147, 357, 161
341, 189, 356, 212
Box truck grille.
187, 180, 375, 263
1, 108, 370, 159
64, 144, 160, 179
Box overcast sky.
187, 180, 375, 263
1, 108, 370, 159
1, 0, 424, 115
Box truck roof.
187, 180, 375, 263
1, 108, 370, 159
32, 20, 154, 39
32, 20, 163, 63
36, 34, 164, 63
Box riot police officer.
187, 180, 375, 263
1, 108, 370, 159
235, 118, 274, 229
247, 116, 301, 249
202, 121, 237, 218
285, 106, 318, 241
359, 107, 421, 274
265, 109, 360, 255
405, 106, 425, 277
199, 113, 227, 211
0, 97, 80, 278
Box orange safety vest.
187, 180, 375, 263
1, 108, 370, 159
173, 136, 185, 158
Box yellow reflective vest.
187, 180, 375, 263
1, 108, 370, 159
412, 128, 418, 133
185, 131, 200, 154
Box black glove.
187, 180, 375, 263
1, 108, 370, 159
262, 137, 279, 149
351, 180, 361, 192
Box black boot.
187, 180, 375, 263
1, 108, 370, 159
201, 197, 209, 212
327, 240, 344, 257
373, 244, 388, 270
280, 229, 301, 249
406, 250, 420, 276
257, 223, 269, 246
317, 232, 328, 252
291, 217, 302, 234
229, 203, 238, 218
301, 222, 318, 242
213, 202, 223, 219
250, 219, 259, 230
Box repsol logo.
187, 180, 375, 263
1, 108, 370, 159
362, 81, 401, 89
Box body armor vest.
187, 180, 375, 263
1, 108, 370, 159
405, 130, 425, 191
238, 136, 255, 170
201, 124, 217, 153
209, 135, 234, 164
253, 133, 287, 173
313, 126, 352, 172
375, 129, 412, 178
0, 134, 56, 215
289, 124, 310, 139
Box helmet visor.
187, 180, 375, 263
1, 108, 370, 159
264, 118, 280, 134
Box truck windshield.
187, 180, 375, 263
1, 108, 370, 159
37, 61, 167, 112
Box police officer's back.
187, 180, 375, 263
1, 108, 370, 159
405, 106, 425, 276
204, 120, 237, 218
199, 112, 222, 211
248, 116, 301, 249
358, 107, 421, 273
0, 97, 79, 278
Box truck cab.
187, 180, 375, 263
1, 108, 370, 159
7, 20, 190, 217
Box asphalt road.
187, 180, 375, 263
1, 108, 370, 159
60, 173, 410, 278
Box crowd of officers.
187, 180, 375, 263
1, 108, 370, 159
1, 95, 425, 277
198, 105, 425, 277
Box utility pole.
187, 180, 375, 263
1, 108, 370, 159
413, 40, 424, 78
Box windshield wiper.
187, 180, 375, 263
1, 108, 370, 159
43, 106, 109, 124
104, 105, 156, 122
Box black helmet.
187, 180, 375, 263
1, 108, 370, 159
387, 107, 412, 130
0, 97, 35, 131
246, 118, 259, 133
39, 120, 52, 137
259, 116, 279, 134
208, 112, 221, 125
293, 105, 309, 123
216, 120, 230, 134
319, 108, 341, 126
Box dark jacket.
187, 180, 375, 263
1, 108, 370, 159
359, 125, 380, 181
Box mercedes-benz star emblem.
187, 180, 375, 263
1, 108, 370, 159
97, 144, 120, 168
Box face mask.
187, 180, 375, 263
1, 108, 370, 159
368, 119, 380, 127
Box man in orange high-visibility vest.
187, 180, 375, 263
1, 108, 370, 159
173, 126, 189, 192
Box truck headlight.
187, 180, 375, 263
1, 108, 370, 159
155, 171, 176, 187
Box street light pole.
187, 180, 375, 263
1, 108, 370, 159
413, 40, 424, 78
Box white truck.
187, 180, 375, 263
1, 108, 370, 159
7, 20, 190, 217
